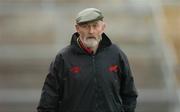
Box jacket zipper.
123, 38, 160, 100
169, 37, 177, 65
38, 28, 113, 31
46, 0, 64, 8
92, 55, 96, 82
92, 55, 99, 109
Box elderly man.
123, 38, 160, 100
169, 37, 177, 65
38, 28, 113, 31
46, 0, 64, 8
37, 8, 138, 112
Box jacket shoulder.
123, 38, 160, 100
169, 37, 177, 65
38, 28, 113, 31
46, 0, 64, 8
110, 44, 125, 54
110, 44, 128, 59
56, 45, 73, 56
51, 45, 72, 62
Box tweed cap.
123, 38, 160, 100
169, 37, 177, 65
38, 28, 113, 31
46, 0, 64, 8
76, 8, 104, 24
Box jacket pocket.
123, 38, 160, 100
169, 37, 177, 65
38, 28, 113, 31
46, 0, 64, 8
111, 94, 124, 112
117, 103, 125, 112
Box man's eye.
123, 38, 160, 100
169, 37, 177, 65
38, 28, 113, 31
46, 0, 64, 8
81, 25, 87, 28
93, 24, 98, 27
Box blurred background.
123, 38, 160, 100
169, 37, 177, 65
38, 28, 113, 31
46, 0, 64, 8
0, 0, 180, 112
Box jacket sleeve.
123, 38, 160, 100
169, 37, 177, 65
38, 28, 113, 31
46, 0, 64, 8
37, 54, 64, 112
119, 52, 138, 112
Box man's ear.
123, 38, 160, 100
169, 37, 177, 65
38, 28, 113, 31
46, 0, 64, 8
101, 22, 106, 32
75, 24, 79, 32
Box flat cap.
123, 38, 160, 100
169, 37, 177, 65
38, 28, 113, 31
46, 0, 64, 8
76, 8, 104, 24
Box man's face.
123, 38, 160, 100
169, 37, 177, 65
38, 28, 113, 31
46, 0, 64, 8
75, 20, 106, 48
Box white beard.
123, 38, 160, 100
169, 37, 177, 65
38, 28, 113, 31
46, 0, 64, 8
82, 37, 101, 48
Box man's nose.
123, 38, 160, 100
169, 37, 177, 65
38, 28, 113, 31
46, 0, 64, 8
89, 26, 94, 34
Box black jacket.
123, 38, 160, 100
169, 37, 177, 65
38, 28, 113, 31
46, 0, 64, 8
37, 32, 138, 112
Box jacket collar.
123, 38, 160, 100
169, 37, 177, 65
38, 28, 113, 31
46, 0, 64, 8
70, 32, 112, 55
